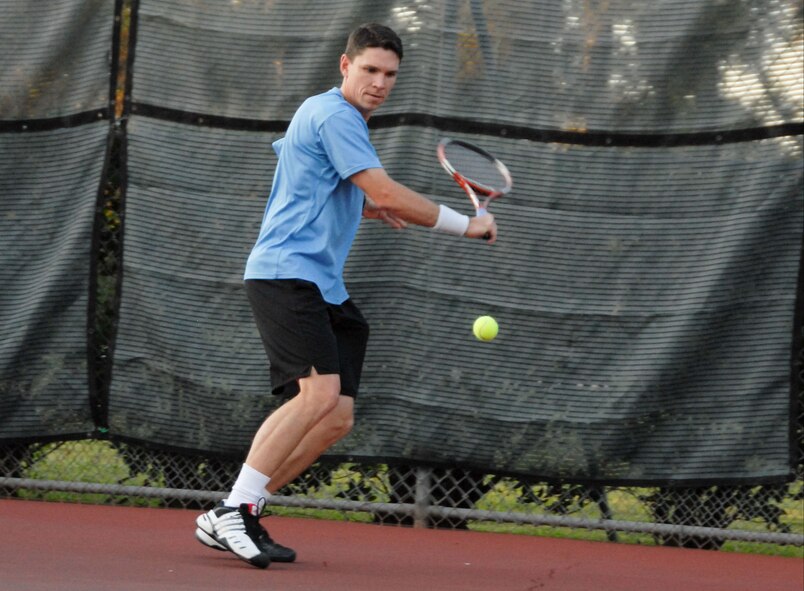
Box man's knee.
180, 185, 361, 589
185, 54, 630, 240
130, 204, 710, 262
333, 407, 355, 439
297, 371, 341, 415
325, 397, 355, 441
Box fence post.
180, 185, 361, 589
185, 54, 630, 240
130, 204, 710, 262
413, 466, 432, 528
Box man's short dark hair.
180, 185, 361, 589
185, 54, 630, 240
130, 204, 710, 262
345, 23, 403, 61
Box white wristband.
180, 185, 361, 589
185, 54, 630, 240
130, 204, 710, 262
432, 204, 470, 236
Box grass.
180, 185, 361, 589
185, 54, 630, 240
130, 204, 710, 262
15, 440, 159, 507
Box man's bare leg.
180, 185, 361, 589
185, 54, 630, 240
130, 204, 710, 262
194, 370, 345, 565
245, 369, 341, 478
266, 395, 354, 493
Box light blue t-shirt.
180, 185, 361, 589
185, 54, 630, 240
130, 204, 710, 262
244, 88, 382, 304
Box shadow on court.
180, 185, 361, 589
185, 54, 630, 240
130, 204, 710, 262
0, 498, 801, 591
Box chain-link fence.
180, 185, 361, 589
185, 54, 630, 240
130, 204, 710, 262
1, 187, 802, 545
3, 162, 803, 548
1, 440, 802, 551
2, 125, 801, 551
2, 0, 803, 555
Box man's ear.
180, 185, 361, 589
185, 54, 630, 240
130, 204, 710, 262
339, 54, 350, 77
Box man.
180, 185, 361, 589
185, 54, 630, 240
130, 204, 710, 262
195, 23, 497, 569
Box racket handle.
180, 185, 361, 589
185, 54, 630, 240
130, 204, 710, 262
476, 208, 491, 240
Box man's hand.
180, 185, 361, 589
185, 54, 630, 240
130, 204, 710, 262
466, 214, 497, 244
363, 196, 408, 229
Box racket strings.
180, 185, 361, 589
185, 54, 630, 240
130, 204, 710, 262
444, 145, 507, 192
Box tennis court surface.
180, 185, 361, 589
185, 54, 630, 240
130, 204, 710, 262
1, 499, 801, 591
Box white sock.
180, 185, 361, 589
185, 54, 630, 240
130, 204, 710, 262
223, 463, 271, 508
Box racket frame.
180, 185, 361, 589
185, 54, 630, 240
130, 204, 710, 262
437, 138, 512, 216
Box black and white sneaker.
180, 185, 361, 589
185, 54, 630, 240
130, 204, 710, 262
196, 503, 296, 563
195, 502, 271, 568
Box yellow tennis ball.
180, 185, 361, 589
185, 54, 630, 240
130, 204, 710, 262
473, 316, 499, 342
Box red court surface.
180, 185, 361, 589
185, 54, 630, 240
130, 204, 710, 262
0, 498, 801, 591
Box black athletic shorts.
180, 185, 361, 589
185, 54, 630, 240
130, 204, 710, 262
245, 278, 369, 399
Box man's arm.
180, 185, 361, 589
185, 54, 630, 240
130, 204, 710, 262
351, 168, 438, 225
350, 168, 497, 242
362, 195, 408, 229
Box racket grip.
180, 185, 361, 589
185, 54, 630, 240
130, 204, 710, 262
476, 208, 491, 240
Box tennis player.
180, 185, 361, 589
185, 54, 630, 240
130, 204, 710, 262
195, 22, 497, 569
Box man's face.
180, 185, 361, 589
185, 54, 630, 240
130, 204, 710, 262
339, 47, 400, 120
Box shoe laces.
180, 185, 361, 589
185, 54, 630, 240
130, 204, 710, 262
253, 509, 281, 546
238, 498, 267, 539
240, 497, 266, 518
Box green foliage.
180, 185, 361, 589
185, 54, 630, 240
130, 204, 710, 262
642, 483, 803, 550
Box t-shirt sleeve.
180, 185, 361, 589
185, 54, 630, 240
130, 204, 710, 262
318, 110, 382, 179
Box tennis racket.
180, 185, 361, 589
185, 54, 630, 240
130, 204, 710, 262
437, 137, 512, 217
